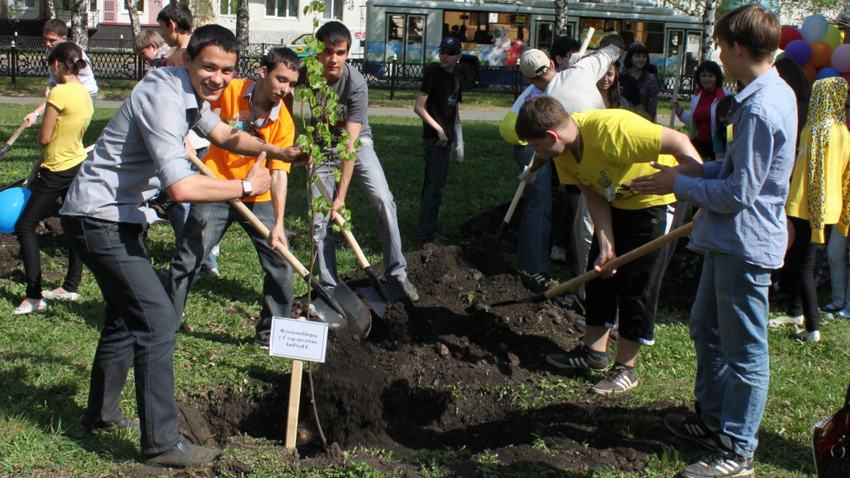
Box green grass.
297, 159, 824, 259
0, 103, 842, 477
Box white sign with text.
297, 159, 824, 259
268, 317, 329, 363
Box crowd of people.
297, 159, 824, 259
8, 3, 850, 477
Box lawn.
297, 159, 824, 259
0, 102, 844, 477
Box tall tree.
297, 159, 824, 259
46, 0, 56, 20
70, 0, 88, 49
700, 0, 715, 61
554, 0, 569, 37
235, 0, 249, 51
125, 0, 141, 46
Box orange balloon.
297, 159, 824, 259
809, 41, 833, 68
802, 63, 818, 83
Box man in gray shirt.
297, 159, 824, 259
60, 25, 303, 468
309, 21, 419, 302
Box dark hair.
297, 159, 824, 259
713, 3, 780, 62
516, 95, 570, 141
693, 60, 724, 92
316, 21, 352, 51
47, 42, 87, 76
550, 36, 580, 61
43, 19, 68, 37
715, 95, 734, 144
261, 47, 300, 71
774, 56, 811, 136
186, 24, 239, 61
623, 42, 650, 69
598, 63, 620, 108
157, 3, 193, 34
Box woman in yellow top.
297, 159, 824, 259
783, 77, 850, 342
13, 42, 93, 315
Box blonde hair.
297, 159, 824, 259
192, 15, 216, 30
135, 29, 165, 52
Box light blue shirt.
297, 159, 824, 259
60, 67, 219, 224
673, 67, 797, 269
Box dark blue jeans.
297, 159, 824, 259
62, 216, 181, 455
419, 138, 451, 241
514, 145, 551, 274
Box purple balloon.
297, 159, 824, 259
785, 39, 812, 65
816, 67, 841, 79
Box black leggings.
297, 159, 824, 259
14, 165, 84, 299
786, 216, 819, 331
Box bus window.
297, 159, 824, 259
536, 21, 554, 51
386, 14, 405, 61
665, 29, 685, 79
406, 15, 425, 63
685, 31, 702, 76
384, 13, 426, 64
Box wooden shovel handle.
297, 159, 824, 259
5, 121, 27, 147
578, 27, 595, 57
186, 153, 311, 278
543, 219, 695, 299
503, 162, 532, 225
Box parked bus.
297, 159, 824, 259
364, 0, 704, 82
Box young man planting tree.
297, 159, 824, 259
309, 20, 420, 302
166, 47, 300, 349
59, 25, 305, 468
515, 95, 701, 395
630, 4, 796, 477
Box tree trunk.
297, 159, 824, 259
554, 0, 569, 37
701, 0, 715, 61
235, 0, 249, 51
46, 0, 56, 20
71, 0, 88, 50
125, 0, 141, 46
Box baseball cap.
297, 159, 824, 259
439, 36, 461, 55
520, 49, 551, 79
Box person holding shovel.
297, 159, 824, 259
166, 46, 300, 348
59, 25, 304, 468
515, 95, 700, 395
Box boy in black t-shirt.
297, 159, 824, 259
413, 36, 464, 244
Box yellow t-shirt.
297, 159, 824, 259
552, 109, 677, 210
785, 124, 850, 242
43, 82, 93, 172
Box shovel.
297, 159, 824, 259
187, 153, 373, 336
490, 219, 695, 307
0, 121, 28, 159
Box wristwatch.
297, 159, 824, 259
241, 179, 253, 197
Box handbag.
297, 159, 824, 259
813, 379, 850, 477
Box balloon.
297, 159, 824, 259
780, 26, 803, 50
802, 63, 818, 83
784, 40, 812, 65
809, 41, 833, 69
0, 187, 31, 234
832, 44, 850, 73
816, 67, 841, 79
801, 14, 828, 43
823, 25, 842, 49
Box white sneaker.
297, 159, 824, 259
821, 301, 844, 315
794, 327, 821, 343
768, 314, 804, 328
550, 246, 567, 262
41, 289, 80, 302
837, 308, 850, 319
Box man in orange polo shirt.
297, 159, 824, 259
166, 47, 300, 347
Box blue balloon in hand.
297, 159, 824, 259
0, 187, 32, 233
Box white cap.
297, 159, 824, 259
520, 49, 551, 79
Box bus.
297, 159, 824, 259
364, 0, 705, 82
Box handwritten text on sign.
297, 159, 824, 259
268, 317, 329, 363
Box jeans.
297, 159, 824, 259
690, 251, 771, 459
827, 226, 850, 306
514, 145, 551, 275
168, 202, 217, 271
419, 138, 451, 241
166, 200, 293, 333
311, 139, 408, 288
62, 216, 181, 455
15, 166, 84, 299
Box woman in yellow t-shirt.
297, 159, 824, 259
783, 77, 850, 342
13, 42, 93, 315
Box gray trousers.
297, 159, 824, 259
311, 138, 407, 287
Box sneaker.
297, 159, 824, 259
255, 328, 271, 350
202, 266, 221, 279
143, 439, 221, 468
550, 245, 567, 262
663, 412, 720, 450
821, 301, 844, 315
545, 345, 609, 372
682, 449, 754, 478
837, 307, 850, 319
397, 277, 420, 302
41, 289, 80, 302
592, 363, 639, 394
12, 299, 47, 315
520, 271, 550, 292
793, 327, 821, 343
767, 314, 804, 328
81, 414, 140, 433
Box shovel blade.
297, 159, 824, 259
358, 286, 388, 318
329, 282, 373, 337
308, 295, 347, 329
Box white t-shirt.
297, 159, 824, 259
545, 44, 620, 114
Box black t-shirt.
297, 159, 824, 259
419, 63, 463, 142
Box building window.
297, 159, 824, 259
266, 0, 297, 18
220, 0, 238, 16
323, 0, 342, 19
17, 0, 36, 8
57, 0, 72, 11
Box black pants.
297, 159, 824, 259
585, 205, 671, 344
62, 216, 181, 455
786, 216, 820, 331
15, 166, 84, 299
419, 138, 451, 241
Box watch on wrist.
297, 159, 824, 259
241, 179, 253, 197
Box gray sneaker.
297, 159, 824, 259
546, 345, 609, 372
591, 363, 638, 394
144, 439, 221, 468
397, 277, 420, 302
664, 411, 720, 450
682, 450, 754, 477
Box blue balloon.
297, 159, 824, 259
0, 187, 31, 233
801, 14, 828, 43
816, 67, 841, 79
785, 40, 812, 65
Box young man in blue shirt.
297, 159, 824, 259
630, 4, 797, 477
